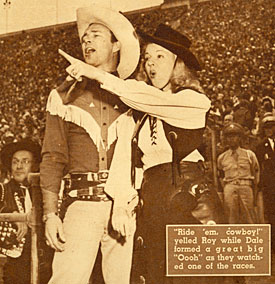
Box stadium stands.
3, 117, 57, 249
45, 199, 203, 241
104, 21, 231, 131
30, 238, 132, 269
0, 0, 273, 149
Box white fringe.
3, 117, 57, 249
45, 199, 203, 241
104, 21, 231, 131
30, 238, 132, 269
108, 109, 134, 149
107, 118, 119, 149
46, 89, 104, 151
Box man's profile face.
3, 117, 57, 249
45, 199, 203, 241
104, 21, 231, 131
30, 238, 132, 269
81, 23, 119, 70
224, 115, 233, 126
11, 150, 33, 183
264, 125, 275, 139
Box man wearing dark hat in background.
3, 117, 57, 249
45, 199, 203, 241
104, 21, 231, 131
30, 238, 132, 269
217, 123, 260, 224
261, 96, 275, 114
256, 113, 275, 251
0, 139, 52, 284
40, 4, 140, 284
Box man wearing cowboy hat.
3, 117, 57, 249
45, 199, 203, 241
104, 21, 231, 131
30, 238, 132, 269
40, 4, 140, 284
217, 123, 260, 224
0, 139, 52, 284
256, 113, 275, 251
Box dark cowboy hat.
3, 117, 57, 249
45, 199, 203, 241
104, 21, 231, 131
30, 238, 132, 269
138, 24, 201, 71
1, 138, 41, 170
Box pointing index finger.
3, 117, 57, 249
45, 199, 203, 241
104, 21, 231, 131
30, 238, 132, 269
58, 49, 78, 64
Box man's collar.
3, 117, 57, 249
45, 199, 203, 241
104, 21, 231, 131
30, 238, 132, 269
58, 70, 119, 105
267, 137, 275, 145
10, 178, 29, 187
229, 146, 241, 155
111, 70, 119, 77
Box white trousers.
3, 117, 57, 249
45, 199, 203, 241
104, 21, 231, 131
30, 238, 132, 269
48, 201, 136, 284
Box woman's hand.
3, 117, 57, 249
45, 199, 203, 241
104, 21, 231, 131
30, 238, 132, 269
58, 49, 104, 83
112, 206, 131, 238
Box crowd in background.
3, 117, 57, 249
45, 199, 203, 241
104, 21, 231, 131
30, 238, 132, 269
0, 0, 274, 160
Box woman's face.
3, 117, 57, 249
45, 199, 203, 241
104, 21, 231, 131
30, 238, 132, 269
144, 43, 177, 90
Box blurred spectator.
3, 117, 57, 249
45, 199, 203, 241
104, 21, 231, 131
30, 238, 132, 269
255, 113, 275, 251
222, 99, 234, 119
217, 123, 260, 224
223, 114, 234, 126
233, 99, 254, 130
261, 96, 275, 114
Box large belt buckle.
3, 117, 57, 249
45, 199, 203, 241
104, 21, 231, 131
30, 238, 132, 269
98, 170, 109, 183
92, 185, 102, 195
90, 185, 104, 201
229, 180, 239, 185
77, 188, 94, 197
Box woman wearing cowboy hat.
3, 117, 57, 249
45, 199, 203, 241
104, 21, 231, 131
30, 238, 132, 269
61, 24, 225, 283
127, 24, 224, 284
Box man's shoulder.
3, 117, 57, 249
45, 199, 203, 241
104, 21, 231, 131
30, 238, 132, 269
55, 79, 75, 93
240, 147, 256, 157
46, 89, 63, 109
53, 78, 91, 105
217, 149, 230, 162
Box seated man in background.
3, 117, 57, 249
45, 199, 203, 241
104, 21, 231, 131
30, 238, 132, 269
0, 138, 53, 284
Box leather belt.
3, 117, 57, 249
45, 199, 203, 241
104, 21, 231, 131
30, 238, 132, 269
63, 172, 110, 202
71, 171, 109, 182
76, 189, 110, 202
226, 179, 252, 186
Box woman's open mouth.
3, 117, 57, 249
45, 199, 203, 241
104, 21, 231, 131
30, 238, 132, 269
149, 70, 156, 78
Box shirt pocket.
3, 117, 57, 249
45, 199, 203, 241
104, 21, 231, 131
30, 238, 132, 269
222, 158, 236, 172
238, 158, 250, 173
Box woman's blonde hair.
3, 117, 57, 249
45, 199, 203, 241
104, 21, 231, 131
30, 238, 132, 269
135, 44, 204, 94
170, 57, 204, 93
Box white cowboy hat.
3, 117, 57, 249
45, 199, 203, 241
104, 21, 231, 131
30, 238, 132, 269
77, 5, 140, 79
262, 112, 275, 126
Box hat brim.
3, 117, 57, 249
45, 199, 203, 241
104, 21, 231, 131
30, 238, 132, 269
263, 120, 275, 127
1, 139, 41, 170
224, 131, 243, 136
77, 5, 140, 79
138, 30, 201, 71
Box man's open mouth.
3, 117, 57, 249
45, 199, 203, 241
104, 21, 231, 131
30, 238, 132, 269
85, 47, 96, 55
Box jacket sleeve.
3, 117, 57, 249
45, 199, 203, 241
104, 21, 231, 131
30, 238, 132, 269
104, 112, 138, 208
40, 111, 69, 214
101, 76, 210, 129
